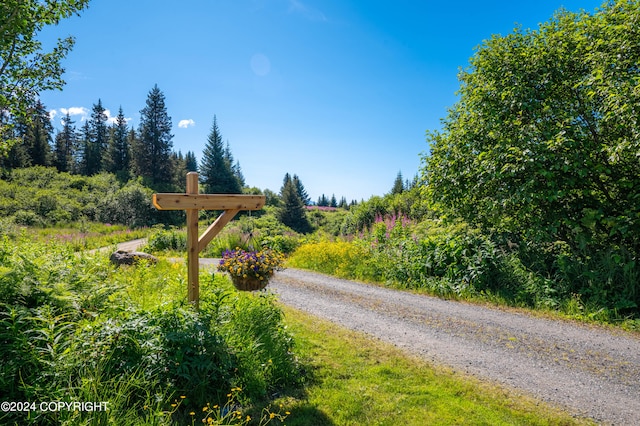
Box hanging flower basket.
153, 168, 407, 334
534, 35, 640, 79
218, 248, 285, 292
230, 275, 268, 291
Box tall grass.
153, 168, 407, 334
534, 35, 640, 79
288, 218, 640, 327
0, 235, 299, 425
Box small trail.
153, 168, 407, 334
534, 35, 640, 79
269, 268, 640, 425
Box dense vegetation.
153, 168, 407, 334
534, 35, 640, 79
288, 0, 640, 324
0, 227, 300, 425
1, 0, 639, 423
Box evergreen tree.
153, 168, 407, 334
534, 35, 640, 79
77, 121, 92, 175
105, 107, 130, 179
184, 151, 198, 172
338, 196, 348, 209
14, 100, 53, 167
292, 174, 310, 205
233, 160, 245, 188
278, 173, 312, 233
170, 151, 188, 191
53, 112, 76, 172
87, 99, 108, 174
391, 171, 404, 194
134, 85, 174, 187
330, 194, 337, 208
224, 140, 245, 188
317, 194, 329, 207
199, 116, 241, 193
126, 128, 139, 175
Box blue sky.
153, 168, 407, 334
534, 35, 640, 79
39, 0, 604, 202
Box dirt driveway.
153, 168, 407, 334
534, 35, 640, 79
268, 268, 640, 425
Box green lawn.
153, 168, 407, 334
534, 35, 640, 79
276, 306, 592, 426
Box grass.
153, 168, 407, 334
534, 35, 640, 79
275, 305, 593, 426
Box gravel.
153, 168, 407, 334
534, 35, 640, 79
268, 268, 640, 425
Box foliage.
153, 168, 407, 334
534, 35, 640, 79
290, 215, 640, 320
132, 85, 174, 190
145, 225, 187, 252
200, 115, 243, 194
0, 0, 89, 154
98, 178, 157, 227
0, 234, 300, 425
218, 248, 285, 282
422, 0, 640, 258
0, 166, 167, 227
278, 173, 312, 234
288, 239, 375, 281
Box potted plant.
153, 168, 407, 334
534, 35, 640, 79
218, 248, 285, 291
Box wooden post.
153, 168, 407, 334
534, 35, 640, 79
152, 172, 266, 309
186, 172, 200, 308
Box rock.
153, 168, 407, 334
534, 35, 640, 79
110, 250, 158, 266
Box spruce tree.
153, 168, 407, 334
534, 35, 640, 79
317, 194, 329, 207
53, 112, 76, 172
199, 116, 241, 193
279, 173, 312, 233
391, 171, 405, 194
87, 99, 108, 174
77, 121, 92, 175
20, 100, 53, 166
184, 151, 198, 172
292, 174, 310, 205
105, 106, 130, 179
134, 85, 174, 188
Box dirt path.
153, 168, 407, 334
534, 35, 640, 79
268, 268, 640, 425
110, 240, 640, 424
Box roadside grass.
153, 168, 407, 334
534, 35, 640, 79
277, 305, 593, 426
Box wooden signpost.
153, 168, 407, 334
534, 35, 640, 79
152, 172, 265, 308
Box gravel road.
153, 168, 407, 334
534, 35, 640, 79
268, 268, 640, 425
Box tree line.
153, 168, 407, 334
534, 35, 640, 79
1, 85, 200, 192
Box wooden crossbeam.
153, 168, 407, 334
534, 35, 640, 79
153, 172, 266, 308
152, 193, 265, 211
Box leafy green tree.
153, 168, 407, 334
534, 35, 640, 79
0, 0, 89, 155
133, 85, 174, 188
278, 173, 312, 233
199, 116, 241, 194
422, 0, 640, 253
53, 112, 77, 172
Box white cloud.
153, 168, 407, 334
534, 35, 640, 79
104, 109, 131, 125
178, 119, 196, 128
60, 106, 90, 118
50, 107, 130, 126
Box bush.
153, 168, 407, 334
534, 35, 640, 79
0, 235, 302, 424
288, 239, 376, 281
145, 225, 187, 252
